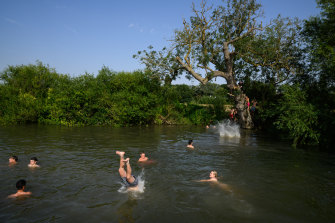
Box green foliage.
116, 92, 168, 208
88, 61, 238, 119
0, 61, 57, 124
302, 0, 335, 87
0, 62, 229, 126
242, 77, 276, 103
41, 70, 161, 126
298, 0, 335, 150
0, 61, 59, 99
108, 71, 160, 126
274, 85, 320, 147
0, 86, 40, 124
148, 83, 230, 125
133, 46, 182, 86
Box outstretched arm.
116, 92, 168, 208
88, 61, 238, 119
196, 179, 213, 182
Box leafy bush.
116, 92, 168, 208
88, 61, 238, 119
0, 62, 230, 126
274, 85, 320, 147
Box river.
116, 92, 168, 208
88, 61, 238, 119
0, 124, 334, 223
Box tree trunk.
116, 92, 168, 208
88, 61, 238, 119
175, 49, 254, 129
235, 93, 254, 129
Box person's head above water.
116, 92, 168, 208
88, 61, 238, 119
187, 140, 194, 149
197, 170, 219, 183
8, 179, 32, 198
30, 157, 38, 162
138, 152, 149, 162
210, 171, 218, 179
28, 157, 40, 167
16, 179, 26, 190
9, 155, 18, 164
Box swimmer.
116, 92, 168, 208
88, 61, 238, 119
116, 151, 139, 191
28, 157, 40, 168
138, 152, 157, 166
187, 140, 194, 149
8, 179, 32, 198
138, 152, 149, 162
197, 171, 231, 191
9, 155, 18, 165
198, 171, 218, 182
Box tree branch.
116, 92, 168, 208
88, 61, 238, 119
228, 25, 262, 44
176, 56, 209, 84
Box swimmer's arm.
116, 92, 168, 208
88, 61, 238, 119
196, 179, 211, 182
7, 194, 15, 198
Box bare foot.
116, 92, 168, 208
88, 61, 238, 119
123, 158, 130, 164
116, 151, 125, 157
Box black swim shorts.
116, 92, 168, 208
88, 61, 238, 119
120, 175, 138, 187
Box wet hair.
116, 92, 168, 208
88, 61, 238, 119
212, 171, 218, 177
16, 179, 26, 190
30, 157, 38, 162
11, 155, 18, 161
188, 140, 193, 145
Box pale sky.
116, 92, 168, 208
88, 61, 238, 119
0, 0, 320, 85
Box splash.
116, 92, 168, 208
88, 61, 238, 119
118, 168, 145, 195
217, 119, 240, 138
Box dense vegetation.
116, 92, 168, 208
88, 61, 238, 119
0, 62, 231, 127
1, 0, 334, 150
133, 0, 335, 149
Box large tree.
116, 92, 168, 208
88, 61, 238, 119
135, 0, 301, 129
302, 0, 335, 88
301, 0, 335, 148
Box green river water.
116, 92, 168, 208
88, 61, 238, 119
0, 124, 334, 223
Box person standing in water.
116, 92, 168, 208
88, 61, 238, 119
187, 140, 194, 149
8, 179, 32, 198
116, 151, 138, 190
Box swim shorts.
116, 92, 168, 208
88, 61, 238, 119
121, 175, 138, 187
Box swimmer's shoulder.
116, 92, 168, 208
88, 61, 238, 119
8, 191, 32, 198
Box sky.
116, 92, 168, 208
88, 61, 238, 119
0, 0, 320, 85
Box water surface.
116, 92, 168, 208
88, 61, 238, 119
0, 125, 334, 223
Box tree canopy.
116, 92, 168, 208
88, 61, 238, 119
135, 0, 301, 88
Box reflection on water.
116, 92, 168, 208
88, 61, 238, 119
0, 125, 335, 223
117, 198, 138, 223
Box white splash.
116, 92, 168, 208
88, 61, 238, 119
217, 119, 240, 138
118, 168, 145, 195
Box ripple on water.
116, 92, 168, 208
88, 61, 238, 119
1, 125, 335, 223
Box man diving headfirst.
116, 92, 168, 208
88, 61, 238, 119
116, 151, 139, 191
